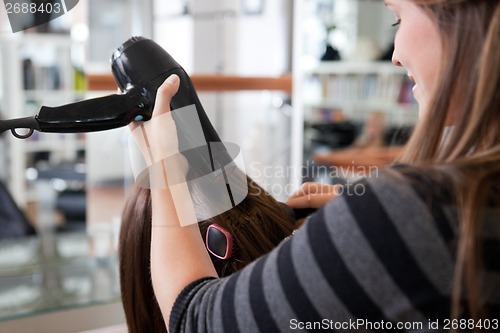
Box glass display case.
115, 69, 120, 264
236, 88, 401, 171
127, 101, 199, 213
0, 232, 120, 322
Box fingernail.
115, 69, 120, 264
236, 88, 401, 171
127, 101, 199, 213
166, 74, 179, 85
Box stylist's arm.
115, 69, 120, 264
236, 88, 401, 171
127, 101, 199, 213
138, 74, 218, 326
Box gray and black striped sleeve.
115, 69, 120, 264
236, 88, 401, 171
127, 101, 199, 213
169, 171, 479, 333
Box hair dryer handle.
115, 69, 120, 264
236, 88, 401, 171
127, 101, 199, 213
36, 89, 151, 133
152, 68, 222, 145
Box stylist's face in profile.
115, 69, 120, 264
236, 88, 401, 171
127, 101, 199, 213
387, 0, 443, 117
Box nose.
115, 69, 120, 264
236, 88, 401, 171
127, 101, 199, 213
392, 51, 402, 67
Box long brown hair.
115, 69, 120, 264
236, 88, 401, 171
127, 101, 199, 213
119, 176, 295, 333
398, 0, 500, 321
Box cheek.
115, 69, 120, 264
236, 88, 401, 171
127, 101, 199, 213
412, 43, 442, 106
423, 41, 442, 86
413, 19, 443, 91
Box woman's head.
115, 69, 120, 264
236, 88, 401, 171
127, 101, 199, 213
387, 0, 443, 115
119, 186, 166, 333
119, 177, 295, 332
389, 0, 500, 321
390, 0, 500, 162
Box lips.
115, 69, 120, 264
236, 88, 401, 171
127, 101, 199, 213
407, 74, 419, 99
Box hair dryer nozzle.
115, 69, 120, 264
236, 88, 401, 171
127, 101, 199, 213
111, 36, 182, 93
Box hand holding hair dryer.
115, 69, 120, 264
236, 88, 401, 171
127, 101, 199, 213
0, 36, 221, 145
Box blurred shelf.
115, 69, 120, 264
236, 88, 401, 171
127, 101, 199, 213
0, 34, 83, 208
302, 61, 408, 75
305, 99, 416, 111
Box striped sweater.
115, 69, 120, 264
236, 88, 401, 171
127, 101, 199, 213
169, 169, 500, 332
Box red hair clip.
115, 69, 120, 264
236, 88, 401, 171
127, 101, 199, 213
206, 224, 233, 259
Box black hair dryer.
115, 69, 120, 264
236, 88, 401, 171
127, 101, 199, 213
0, 36, 221, 144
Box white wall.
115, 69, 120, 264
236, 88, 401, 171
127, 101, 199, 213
153, 0, 294, 199
356, 0, 395, 60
